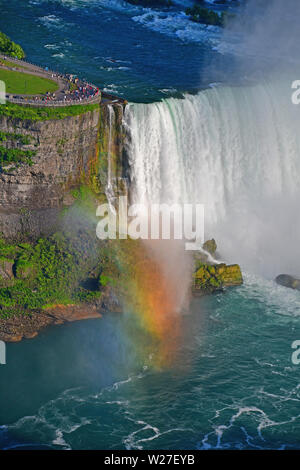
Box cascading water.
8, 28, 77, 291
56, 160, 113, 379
125, 78, 300, 278
105, 104, 115, 205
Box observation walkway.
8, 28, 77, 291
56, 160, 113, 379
0, 54, 127, 107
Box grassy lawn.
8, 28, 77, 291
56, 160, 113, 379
0, 102, 100, 121
0, 68, 58, 95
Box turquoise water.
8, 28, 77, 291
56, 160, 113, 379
1, 275, 300, 449
1, 0, 300, 451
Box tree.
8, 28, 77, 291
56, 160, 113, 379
0, 32, 25, 59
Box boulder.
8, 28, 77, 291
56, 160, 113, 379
275, 274, 300, 291
0, 259, 14, 281
193, 263, 243, 296
194, 239, 218, 265
192, 238, 242, 295
0, 304, 103, 343
202, 238, 217, 256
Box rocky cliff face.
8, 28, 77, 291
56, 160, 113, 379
0, 103, 127, 240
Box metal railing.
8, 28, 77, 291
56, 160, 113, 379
6, 93, 102, 107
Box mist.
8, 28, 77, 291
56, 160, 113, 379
225, 0, 300, 73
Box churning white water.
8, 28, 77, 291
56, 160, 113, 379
125, 79, 300, 278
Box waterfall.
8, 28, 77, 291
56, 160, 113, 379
105, 104, 115, 205
125, 79, 300, 278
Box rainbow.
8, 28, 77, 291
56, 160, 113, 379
114, 239, 185, 369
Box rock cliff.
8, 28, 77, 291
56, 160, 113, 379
0, 103, 127, 239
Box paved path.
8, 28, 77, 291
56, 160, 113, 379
0, 54, 66, 94
0, 54, 127, 107
0, 54, 101, 106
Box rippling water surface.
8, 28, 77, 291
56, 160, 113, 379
0, 0, 241, 101
1, 275, 300, 450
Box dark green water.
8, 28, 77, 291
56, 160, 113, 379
1, 274, 300, 449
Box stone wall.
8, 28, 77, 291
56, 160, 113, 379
0, 103, 127, 240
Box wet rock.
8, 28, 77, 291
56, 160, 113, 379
275, 274, 300, 291
44, 304, 102, 322
193, 263, 243, 296
202, 238, 217, 256
0, 259, 14, 280
192, 238, 243, 295
0, 304, 102, 343
194, 239, 218, 265
100, 286, 122, 313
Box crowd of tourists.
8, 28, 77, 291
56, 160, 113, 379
1, 57, 101, 104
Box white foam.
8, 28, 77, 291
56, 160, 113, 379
38, 14, 65, 29
44, 44, 60, 50
132, 9, 222, 46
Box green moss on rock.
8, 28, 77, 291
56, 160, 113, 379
0, 102, 100, 122
193, 262, 243, 295
0, 186, 110, 317
0, 259, 14, 284
203, 238, 217, 255
0, 145, 36, 167
0, 131, 34, 145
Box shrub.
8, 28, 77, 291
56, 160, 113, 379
0, 146, 36, 167
0, 131, 34, 145
0, 31, 25, 59
0, 102, 100, 121
0, 228, 102, 315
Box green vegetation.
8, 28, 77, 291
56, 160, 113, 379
99, 274, 115, 287
0, 131, 34, 145
0, 239, 18, 263
0, 68, 58, 95
0, 31, 25, 59
0, 58, 27, 69
0, 102, 100, 121
0, 146, 36, 167
69, 185, 99, 213
56, 137, 68, 155
193, 263, 243, 294
185, 5, 235, 27
0, 186, 107, 317
0, 236, 95, 311
0, 132, 36, 168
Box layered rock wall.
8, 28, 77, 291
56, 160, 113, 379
0, 103, 127, 239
